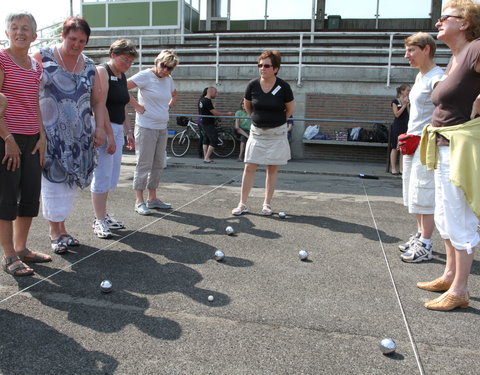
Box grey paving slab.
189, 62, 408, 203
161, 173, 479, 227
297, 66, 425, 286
0, 156, 479, 375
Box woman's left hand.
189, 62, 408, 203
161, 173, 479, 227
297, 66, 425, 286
106, 135, 116, 155
471, 97, 480, 119
126, 132, 135, 150
32, 134, 46, 166
94, 127, 106, 147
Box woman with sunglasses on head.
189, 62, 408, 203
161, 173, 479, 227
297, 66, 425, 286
33, 16, 107, 255
232, 50, 294, 216
416, 0, 480, 311
90, 39, 137, 238
127, 50, 178, 216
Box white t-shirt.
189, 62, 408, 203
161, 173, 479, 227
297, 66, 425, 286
407, 65, 444, 135
130, 69, 175, 130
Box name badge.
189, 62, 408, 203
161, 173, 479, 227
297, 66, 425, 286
110, 76, 118, 81
272, 85, 281, 95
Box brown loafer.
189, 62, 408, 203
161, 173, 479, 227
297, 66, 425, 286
425, 292, 469, 311
417, 277, 453, 292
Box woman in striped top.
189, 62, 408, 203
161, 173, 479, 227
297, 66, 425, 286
0, 12, 52, 277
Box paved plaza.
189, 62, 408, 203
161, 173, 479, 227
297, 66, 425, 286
1, 155, 479, 374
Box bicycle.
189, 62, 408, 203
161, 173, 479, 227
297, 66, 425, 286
171, 117, 237, 158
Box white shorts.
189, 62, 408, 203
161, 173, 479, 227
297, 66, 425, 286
41, 176, 78, 222
91, 122, 125, 194
434, 146, 479, 253
402, 146, 435, 214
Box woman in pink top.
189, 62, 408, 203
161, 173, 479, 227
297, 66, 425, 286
0, 12, 51, 277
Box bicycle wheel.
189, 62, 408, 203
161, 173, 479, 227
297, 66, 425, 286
213, 131, 236, 158
171, 132, 190, 157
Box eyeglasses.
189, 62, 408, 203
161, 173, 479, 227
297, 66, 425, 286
257, 64, 273, 69
438, 14, 464, 23
160, 62, 175, 71
118, 56, 134, 65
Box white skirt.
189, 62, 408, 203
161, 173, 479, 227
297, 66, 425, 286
244, 123, 291, 165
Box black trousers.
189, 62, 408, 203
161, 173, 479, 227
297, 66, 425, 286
0, 133, 41, 220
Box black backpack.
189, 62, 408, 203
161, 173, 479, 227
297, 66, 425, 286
371, 123, 388, 143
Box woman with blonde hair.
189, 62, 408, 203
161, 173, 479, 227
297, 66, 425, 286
389, 84, 410, 175
417, 0, 480, 310
127, 50, 178, 215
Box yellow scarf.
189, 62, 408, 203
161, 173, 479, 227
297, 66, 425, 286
420, 117, 480, 218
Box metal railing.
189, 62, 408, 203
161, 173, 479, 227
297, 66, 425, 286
1, 31, 450, 87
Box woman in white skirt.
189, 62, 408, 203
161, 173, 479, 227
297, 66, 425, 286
232, 50, 294, 216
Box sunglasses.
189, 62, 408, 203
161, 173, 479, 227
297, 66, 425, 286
438, 14, 464, 22
118, 56, 134, 65
160, 62, 174, 71
257, 64, 273, 69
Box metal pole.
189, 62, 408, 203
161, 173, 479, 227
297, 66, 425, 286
227, 0, 231, 31
215, 34, 220, 85
375, 0, 380, 30
386, 33, 393, 87
310, 0, 316, 43
180, 0, 185, 43
298, 32, 304, 86
264, 0, 268, 30
189, 0, 193, 32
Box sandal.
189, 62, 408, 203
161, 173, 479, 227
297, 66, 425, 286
17, 248, 52, 263
261, 204, 273, 216
2, 255, 34, 276
50, 237, 69, 254
232, 203, 248, 216
64, 235, 80, 247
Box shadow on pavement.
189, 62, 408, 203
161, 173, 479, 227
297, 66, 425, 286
277, 214, 400, 243
0, 310, 119, 374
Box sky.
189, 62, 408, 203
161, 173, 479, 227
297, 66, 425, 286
0, 0, 449, 31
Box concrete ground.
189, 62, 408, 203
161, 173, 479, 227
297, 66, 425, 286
1, 154, 479, 375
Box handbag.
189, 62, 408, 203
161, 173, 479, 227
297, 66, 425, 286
398, 133, 421, 155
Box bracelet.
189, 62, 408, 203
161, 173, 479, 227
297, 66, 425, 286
127, 129, 134, 133
4, 134, 13, 141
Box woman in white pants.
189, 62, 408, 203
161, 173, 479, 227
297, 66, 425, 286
417, 0, 480, 311
90, 39, 137, 238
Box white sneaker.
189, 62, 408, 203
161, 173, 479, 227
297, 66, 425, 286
135, 202, 151, 215
93, 219, 113, 239
398, 232, 420, 252
104, 214, 125, 229
401, 240, 432, 263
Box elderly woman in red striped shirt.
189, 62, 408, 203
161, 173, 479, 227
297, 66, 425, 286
0, 12, 51, 277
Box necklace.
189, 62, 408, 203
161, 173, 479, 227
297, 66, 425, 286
56, 45, 81, 73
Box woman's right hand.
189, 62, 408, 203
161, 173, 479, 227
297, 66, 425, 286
2, 136, 21, 171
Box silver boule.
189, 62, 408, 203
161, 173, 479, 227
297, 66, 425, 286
278, 211, 287, 218
100, 280, 112, 293
214, 250, 225, 261
379, 338, 397, 354
225, 226, 234, 235
208, 295, 214, 302
298, 250, 309, 260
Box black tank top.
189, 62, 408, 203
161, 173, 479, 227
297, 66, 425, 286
102, 63, 130, 124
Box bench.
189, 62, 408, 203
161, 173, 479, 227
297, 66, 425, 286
302, 139, 388, 147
